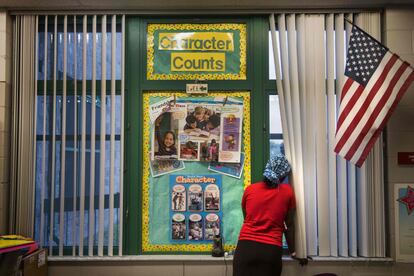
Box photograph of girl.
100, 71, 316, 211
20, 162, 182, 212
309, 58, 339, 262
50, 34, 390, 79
153, 113, 178, 160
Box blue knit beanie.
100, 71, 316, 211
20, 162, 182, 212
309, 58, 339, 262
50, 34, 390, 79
263, 154, 291, 185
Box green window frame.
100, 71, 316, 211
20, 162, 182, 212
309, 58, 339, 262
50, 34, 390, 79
124, 15, 273, 254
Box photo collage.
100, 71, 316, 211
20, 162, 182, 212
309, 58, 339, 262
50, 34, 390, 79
149, 97, 244, 178
170, 175, 222, 242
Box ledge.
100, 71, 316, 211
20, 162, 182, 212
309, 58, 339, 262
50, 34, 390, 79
48, 255, 394, 263
48, 255, 231, 262
307, 257, 394, 263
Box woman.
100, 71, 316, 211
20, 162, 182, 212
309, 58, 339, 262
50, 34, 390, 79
233, 154, 296, 276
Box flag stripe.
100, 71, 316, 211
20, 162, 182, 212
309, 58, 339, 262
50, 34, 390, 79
334, 53, 398, 153
340, 77, 354, 102
345, 61, 409, 161
336, 82, 364, 132
355, 68, 414, 166
334, 52, 395, 144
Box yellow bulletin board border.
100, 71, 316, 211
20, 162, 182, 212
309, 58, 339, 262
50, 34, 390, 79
147, 23, 247, 80
142, 91, 251, 253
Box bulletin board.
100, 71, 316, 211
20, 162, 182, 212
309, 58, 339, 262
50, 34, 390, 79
142, 91, 251, 253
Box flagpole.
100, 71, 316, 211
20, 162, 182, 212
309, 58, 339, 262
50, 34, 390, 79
344, 17, 414, 70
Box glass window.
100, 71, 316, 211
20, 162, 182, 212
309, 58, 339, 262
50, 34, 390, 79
37, 20, 122, 80
268, 30, 283, 80
34, 15, 123, 255
268, 94, 284, 156
34, 95, 122, 248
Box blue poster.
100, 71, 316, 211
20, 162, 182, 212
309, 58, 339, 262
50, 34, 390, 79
170, 174, 222, 243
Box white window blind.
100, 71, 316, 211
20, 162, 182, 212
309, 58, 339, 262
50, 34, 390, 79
10, 15, 38, 238
33, 14, 125, 256
269, 12, 385, 258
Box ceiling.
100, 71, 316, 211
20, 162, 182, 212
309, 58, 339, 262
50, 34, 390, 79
1, 0, 413, 12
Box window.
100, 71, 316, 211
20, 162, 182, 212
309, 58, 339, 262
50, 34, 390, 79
267, 13, 385, 258
27, 13, 385, 259
267, 31, 284, 156
268, 94, 284, 156
33, 15, 125, 256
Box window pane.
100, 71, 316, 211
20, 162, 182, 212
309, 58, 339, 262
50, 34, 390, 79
269, 31, 276, 80
37, 31, 54, 80
270, 139, 284, 156
34, 15, 124, 256
37, 21, 122, 80
34, 98, 122, 250
269, 95, 282, 134
268, 31, 281, 80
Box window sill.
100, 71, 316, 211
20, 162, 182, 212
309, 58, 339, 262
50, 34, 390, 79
48, 255, 229, 262
48, 255, 394, 263
305, 256, 394, 263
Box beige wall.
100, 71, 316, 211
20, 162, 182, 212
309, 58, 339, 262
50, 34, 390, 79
0, 10, 12, 234
385, 8, 414, 261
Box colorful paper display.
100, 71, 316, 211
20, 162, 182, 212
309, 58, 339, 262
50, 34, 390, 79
142, 92, 251, 253
169, 174, 222, 243
150, 97, 243, 164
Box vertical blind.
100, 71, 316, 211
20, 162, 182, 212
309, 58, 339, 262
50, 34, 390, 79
31, 14, 125, 256
10, 15, 37, 238
270, 12, 385, 257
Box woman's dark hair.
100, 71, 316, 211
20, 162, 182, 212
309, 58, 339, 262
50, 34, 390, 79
263, 177, 279, 188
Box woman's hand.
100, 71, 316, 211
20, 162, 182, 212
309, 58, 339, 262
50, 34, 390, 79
291, 253, 312, 266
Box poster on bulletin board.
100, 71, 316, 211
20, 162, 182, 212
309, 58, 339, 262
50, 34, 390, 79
170, 174, 222, 243
147, 23, 247, 80
395, 184, 414, 262
141, 91, 251, 253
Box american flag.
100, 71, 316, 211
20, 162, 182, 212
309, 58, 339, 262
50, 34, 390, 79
334, 24, 414, 167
